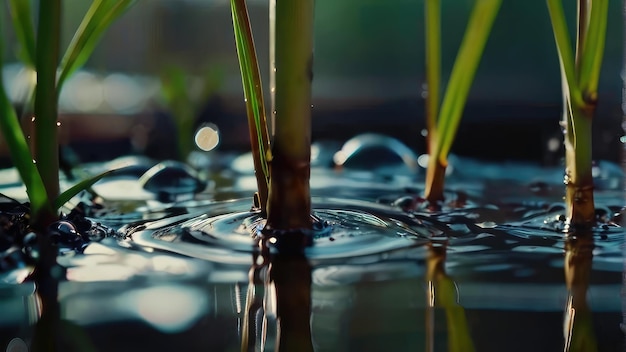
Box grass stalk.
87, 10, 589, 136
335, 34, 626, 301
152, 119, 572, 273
32, 0, 62, 227
265, 0, 314, 230
424, 0, 501, 204
230, 0, 271, 214
8, 0, 36, 68
547, 0, 607, 228
424, 0, 441, 148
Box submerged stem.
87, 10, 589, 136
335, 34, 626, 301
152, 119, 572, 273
265, 0, 314, 231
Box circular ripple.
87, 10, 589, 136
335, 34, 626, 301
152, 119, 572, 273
129, 197, 437, 265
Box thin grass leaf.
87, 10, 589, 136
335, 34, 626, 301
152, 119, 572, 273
0, 19, 48, 216
546, 0, 584, 107
0, 76, 48, 215
231, 0, 271, 211
435, 0, 502, 160
58, 0, 136, 90
424, 0, 441, 143
578, 0, 608, 98
8, 0, 36, 68
54, 169, 116, 210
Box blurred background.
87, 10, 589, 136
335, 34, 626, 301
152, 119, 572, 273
0, 0, 623, 167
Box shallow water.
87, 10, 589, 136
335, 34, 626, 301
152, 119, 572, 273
0, 142, 624, 351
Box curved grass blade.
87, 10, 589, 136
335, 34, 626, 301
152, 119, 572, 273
231, 0, 271, 213
58, 0, 136, 90
433, 0, 502, 161
546, 0, 584, 107
0, 19, 48, 217
54, 169, 116, 210
8, 0, 36, 68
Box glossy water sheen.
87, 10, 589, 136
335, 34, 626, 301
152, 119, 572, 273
0, 155, 624, 351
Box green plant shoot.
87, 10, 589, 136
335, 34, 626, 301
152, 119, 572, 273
546, 0, 608, 229
424, 0, 501, 205
0, 0, 135, 229
230, 0, 271, 215
160, 64, 224, 160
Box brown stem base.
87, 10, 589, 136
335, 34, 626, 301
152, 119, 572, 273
425, 160, 446, 209
564, 182, 595, 231
265, 153, 311, 231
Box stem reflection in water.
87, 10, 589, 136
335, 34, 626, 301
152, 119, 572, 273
426, 240, 474, 352
240, 235, 313, 352
563, 233, 598, 352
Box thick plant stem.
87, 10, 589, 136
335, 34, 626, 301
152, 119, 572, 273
265, 0, 314, 231
563, 102, 595, 230
33, 0, 61, 228
547, 0, 607, 229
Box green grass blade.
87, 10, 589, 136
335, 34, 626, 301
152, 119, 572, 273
546, 0, 584, 107
58, 0, 136, 90
578, 0, 608, 98
231, 0, 271, 210
8, 0, 36, 68
33, 0, 61, 211
0, 75, 48, 216
0, 17, 48, 216
435, 0, 502, 161
54, 169, 115, 210
424, 0, 441, 144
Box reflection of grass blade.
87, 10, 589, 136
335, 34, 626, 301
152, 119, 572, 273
231, 0, 271, 212
8, 0, 36, 68
434, 0, 501, 160
436, 275, 474, 352
58, 0, 136, 90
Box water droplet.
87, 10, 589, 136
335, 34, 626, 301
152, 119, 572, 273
31, 116, 35, 122
56, 121, 61, 127
26, 135, 31, 139
194, 124, 220, 152
620, 136, 626, 144
421, 129, 428, 137
32, 159, 36, 164
547, 137, 560, 151
310, 104, 314, 108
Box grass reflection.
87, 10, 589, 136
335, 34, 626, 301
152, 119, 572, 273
563, 233, 598, 352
